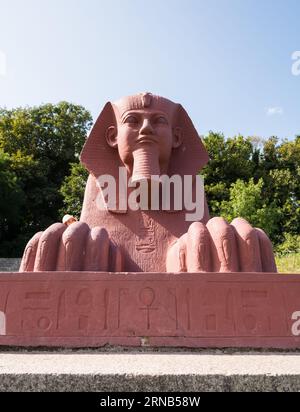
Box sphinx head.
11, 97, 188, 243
80, 92, 209, 185
104, 93, 184, 183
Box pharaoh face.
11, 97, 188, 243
80, 92, 209, 188
106, 107, 182, 181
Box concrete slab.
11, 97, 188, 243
0, 353, 300, 391
0, 259, 21, 272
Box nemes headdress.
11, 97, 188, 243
80, 92, 209, 180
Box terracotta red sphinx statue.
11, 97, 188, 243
20, 93, 277, 273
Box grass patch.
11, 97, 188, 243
275, 253, 300, 273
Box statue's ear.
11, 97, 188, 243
168, 104, 209, 177
80, 102, 123, 179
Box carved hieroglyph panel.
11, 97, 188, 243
0, 273, 299, 347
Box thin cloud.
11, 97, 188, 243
266, 107, 283, 116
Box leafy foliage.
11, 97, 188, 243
60, 163, 89, 218
219, 178, 280, 239
0, 102, 92, 256
276, 233, 300, 255
202, 132, 300, 245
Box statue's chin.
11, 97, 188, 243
131, 146, 161, 184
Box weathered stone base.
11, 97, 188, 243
0, 272, 300, 348
0, 353, 300, 392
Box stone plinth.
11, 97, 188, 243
0, 272, 300, 348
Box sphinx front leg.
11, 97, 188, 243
166, 217, 277, 273
19, 231, 44, 272
231, 218, 277, 272
166, 219, 237, 272
20, 222, 123, 272
55, 223, 123, 271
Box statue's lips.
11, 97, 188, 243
136, 135, 158, 144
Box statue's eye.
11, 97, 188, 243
124, 115, 139, 124
155, 116, 168, 125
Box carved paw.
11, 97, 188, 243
166, 217, 277, 273
19, 222, 122, 272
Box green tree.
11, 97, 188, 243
202, 132, 256, 215
60, 163, 89, 218
202, 133, 300, 245
0, 150, 25, 254
219, 178, 280, 239
0, 102, 92, 256
259, 137, 300, 242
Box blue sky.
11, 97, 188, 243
0, 0, 299, 139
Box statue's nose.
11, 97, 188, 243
140, 119, 154, 134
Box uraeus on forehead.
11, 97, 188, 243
112, 92, 178, 120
